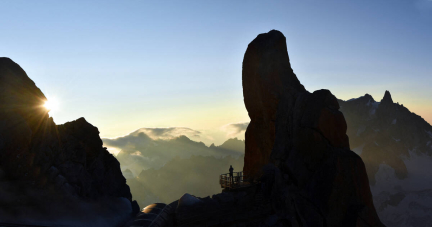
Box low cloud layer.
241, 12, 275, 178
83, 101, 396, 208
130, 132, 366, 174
221, 122, 249, 137
103, 127, 203, 155
103, 126, 245, 208
102, 127, 244, 176
130, 127, 202, 140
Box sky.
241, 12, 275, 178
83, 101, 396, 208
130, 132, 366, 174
1, 0, 431, 145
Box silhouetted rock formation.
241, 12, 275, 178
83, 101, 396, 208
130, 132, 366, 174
339, 91, 432, 227
0, 58, 138, 226
242, 30, 383, 226
381, 90, 393, 104
242, 30, 306, 180
125, 185, 273, 227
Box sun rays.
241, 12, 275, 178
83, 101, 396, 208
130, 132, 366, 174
43, 98, 59, 112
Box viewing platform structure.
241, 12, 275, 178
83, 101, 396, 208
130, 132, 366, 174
219, 171, 250, 189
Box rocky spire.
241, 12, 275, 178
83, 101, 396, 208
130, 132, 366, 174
242, 30, 306, 179
241, 30, 384, 227
381, 90, 393, 104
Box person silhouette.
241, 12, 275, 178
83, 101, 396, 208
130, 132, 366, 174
229, 165, 234, 187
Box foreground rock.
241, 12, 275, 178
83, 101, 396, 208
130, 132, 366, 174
0, 58, 139, 226
125, 186, 272, 227
339, 91, 432, 227
241, 30, 383, 226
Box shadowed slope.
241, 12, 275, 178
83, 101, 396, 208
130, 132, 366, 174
0, 58, 138, 226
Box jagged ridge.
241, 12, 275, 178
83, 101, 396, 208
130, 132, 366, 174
0, 58, 138, 226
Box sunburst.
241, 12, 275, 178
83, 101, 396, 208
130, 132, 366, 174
43, 98, 59, 112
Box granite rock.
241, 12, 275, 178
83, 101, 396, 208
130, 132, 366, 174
242, 30, 384, 227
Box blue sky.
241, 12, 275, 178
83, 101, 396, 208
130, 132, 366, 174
1, 0, 431, 144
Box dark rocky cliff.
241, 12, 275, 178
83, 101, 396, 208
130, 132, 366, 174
0, 58, 138, 226
241, 30, 383, 226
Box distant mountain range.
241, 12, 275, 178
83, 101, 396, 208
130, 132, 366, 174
129, 155, 244, 207
339, 91, 432, 227
103, 129, 244, 176
103, 130, 245, 207
112, 90, 432, 226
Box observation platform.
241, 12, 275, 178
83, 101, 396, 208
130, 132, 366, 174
219, 171, 250, 189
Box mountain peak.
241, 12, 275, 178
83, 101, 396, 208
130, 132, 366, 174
364, 93, 373, 100
381, 90, 393, 104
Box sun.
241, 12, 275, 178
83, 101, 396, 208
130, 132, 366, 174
43, 99, 59, 112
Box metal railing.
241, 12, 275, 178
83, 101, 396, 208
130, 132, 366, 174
219, 171, 248, 189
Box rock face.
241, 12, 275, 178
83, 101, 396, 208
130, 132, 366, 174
0, 58, 138, 226
242, 30, 306, 179
339, 91, 432, 227
242, 30, 383, 226
125, 185, 273, 227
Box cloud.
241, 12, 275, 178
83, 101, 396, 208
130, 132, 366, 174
102, 126, 245, 177
130, 127, 202, 140
103, 127, 202, 153
221, 122, 250, 137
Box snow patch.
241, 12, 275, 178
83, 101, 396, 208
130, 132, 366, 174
371, 151, 432, 226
